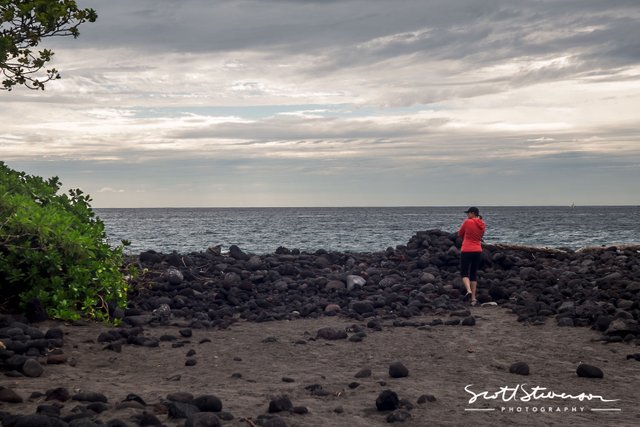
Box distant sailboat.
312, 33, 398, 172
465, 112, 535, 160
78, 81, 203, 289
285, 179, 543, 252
570, 202, 575, 208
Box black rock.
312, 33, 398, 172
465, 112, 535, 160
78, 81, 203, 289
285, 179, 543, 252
185, 412, 221, 427
291, 406, 309, 414
626, 353, 640, 361
376, 389, 400, 411
509, 362, 530, 376
417, 394, 436, 403
0, 387, 23, 403
167, 401, 200, 419
185, 358, 197, 366
348, 382, 360, 389
123, 393, 146, 406
577, 363, 604, 379
46, 387, 70, 402
316, 327, 347, 340
557, 317, 574, 327
386, 409, 411, 423
22, 358, 44, 377
193, 394, 223, 412
355, 368, 372, 378
13, 415, 55, 427
105, 420, 129, 427
229, 245, 250, 261
388, 361, 409, 378
268, 395, 293, 413
461, 316, 476, 326
86, 402, 110, 413
180, 329, 193, 338
131, 411, 162, 426
352, 301, 375, 315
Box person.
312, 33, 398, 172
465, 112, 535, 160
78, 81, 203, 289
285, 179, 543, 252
458, 207, 486, 306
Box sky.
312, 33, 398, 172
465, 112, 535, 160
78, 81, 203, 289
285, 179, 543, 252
1, 0, 639, 208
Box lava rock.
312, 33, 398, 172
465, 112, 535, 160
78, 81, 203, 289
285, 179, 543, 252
387, 409, 411, 423
388, 361, 409, 378
376, 389, 400, 411
185, 412, 221, 427
0, 387, 23, 403
509, 362, 530, 376
193, 395, 223, 412
577, 363, 604, 379
355, 368, 372, 378
268, 395, 293, 413
22, 358, 44, 377
316, 327, 347, 340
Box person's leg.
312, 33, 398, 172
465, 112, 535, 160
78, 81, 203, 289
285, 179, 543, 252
469, 252, 481, 303
460, 253, 472, 294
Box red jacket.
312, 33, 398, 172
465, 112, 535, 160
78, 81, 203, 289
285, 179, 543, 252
458, 218, 486, 252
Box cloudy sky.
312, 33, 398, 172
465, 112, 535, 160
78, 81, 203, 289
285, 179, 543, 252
2, 0, 639, 207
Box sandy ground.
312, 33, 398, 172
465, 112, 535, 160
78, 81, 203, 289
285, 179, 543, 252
2, 306, 640, 427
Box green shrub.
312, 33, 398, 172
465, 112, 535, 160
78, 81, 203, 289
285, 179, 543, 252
0, 161, 127, 320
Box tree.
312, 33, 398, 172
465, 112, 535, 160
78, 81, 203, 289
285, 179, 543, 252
0, 162, 129, 321
0, 0, 97, 90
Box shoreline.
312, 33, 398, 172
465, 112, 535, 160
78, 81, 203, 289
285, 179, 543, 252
1, 229, 639, 426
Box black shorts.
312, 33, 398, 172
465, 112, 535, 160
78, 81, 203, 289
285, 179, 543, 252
460, 251, 482, 281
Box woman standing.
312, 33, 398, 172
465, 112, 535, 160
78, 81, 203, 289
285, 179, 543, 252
458, 207, 486, 306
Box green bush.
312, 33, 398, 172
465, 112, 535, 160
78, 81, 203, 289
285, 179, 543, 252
0, 161, 127, 320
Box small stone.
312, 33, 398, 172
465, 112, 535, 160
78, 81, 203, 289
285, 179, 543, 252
46, 387, 70, 402
355, 368, 372, 378
268, 395, 292, 413
167, 401, 200, 419
0, 387, 23, 403
389, 361, 409, 378
185, 412, 221, 427
461, 316, 476, 326
185, 358, 197, 367
333, 405, 344, 414
291, 406, 309, 414
46, 353, 68, 364
132, 411, 162, 426
180, 329, 193, 338
376, 389, 400, 411
22, 358, 44, 377
386, 409, 411, 423
577, 363, 604, 379
316, 327, 347, 340
282, 377, 295, 383
509, 362, 530, 376
122, 394, 146, 406
557, 317, 574, 327
193, 394, 223, 412
417, 394, 436, 404
348, 382, 360, 389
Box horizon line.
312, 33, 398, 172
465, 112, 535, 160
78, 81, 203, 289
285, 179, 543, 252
93, 204, 640, 209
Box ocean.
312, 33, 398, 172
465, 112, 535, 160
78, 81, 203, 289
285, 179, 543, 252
94, 206, 640, 255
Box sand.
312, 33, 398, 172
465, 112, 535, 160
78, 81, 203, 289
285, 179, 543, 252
2, 305, 639, 426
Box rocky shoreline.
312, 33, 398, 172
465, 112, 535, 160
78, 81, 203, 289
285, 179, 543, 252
127, 229, 640, 340
1, 229, 639, 426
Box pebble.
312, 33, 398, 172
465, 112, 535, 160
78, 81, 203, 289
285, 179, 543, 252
185, 412, 222, 427
0, 387, 23, 403
509, 362, 530, 376
577, 363, 604, 378
193, 394, 223, 412
376, 389, 400, 411
22, 358, 44, 377
268, 395, 293, 413
388, 361, 409, 378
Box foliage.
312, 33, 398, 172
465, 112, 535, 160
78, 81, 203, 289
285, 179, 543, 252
0, 0, 97, 90
0, 161, 127, 320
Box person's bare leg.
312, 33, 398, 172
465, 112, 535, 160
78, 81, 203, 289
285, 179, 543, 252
462, 277, 471, 294
471, 281, 478, 301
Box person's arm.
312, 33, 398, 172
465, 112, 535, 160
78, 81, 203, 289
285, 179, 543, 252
458, 220, 467, 238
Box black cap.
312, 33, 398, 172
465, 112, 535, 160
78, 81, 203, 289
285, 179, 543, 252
464, 207, 480, 215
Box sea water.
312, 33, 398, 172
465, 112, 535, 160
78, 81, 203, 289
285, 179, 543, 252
95, 206, 639, 254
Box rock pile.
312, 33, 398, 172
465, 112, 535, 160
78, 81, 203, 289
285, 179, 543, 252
124, 230, 639, 342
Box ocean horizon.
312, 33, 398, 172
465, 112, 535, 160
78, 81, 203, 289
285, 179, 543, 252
95, 205, 640, 255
